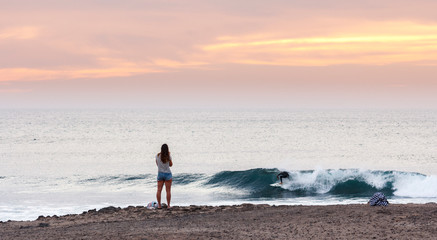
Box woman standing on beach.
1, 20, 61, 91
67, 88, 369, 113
156, 144, 173, 209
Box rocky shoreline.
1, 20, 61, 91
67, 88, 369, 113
1, 203, 437, 239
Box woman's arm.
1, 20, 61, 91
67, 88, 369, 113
169, 154, 173, 167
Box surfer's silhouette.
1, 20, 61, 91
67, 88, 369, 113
277, 171, 289, 184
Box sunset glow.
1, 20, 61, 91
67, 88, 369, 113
1, 1, 436, 108
201, 21, 437, 66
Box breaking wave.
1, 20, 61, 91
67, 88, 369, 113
75, 168, 437, 199
204, 168, 437, 199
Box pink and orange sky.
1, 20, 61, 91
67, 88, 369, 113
1, 0, 437, 108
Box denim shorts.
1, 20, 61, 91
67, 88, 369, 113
157, 172, 172, 181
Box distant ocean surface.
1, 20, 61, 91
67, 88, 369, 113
1, 109, 437, 221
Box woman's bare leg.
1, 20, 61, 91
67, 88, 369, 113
164, 179, 172, 208
156, 180, 164, 208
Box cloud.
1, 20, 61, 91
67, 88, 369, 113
0, 56, 209, 82
0, 66, 160, 82
200, 21, 437, 66
152, 59, 209, 69
0, 26, 39, 40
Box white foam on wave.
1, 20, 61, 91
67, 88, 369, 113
359, 170, 391, 189
282, 168, 437, 198
283, 168, 392, 194
282, 168, 332, 193
393, 173, 437, 198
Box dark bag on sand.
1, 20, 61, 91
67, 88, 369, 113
369, 192, 389, 206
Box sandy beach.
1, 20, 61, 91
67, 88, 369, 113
1, 203, 436, 239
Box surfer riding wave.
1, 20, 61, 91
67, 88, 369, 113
277, 171, 289, 184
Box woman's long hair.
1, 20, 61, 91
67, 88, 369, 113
160, 144, 170, 163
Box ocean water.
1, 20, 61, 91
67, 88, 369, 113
1, 109, 437, 221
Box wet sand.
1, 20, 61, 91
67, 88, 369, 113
1, 203, 437, 239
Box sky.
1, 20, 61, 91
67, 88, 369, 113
1, 0, 437, 109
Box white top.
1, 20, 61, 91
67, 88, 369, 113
156, 154, 172, 173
